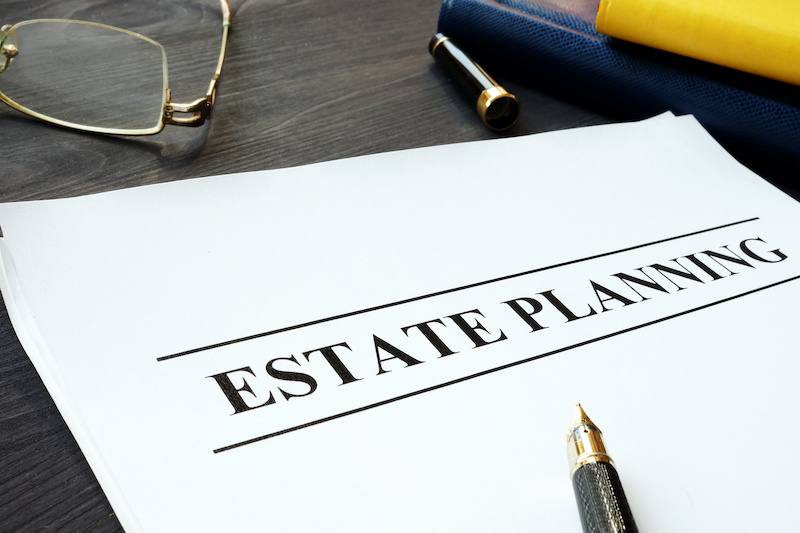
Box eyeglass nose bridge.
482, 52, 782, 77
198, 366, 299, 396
164, 76, 218, 127
0, 24, 18, 74
0, 44, 18, 73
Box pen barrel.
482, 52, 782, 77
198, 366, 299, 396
429, 33, 519, 130
571, 461, 638, 533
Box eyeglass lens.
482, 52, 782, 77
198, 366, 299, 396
0, 20, 167, 132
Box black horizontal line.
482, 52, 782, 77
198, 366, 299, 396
213, 271, 799, 453
159, 217, 758, 362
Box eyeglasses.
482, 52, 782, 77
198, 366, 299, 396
0, 0, 230, 135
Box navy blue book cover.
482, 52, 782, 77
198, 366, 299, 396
437, 0, 800, 174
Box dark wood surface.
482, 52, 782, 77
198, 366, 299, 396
0, 1, 796, 531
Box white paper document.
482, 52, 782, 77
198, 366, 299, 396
2, 115, 799, 532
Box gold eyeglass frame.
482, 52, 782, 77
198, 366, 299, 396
0, 0, 230, 135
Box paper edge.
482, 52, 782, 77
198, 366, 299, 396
0, 236, 143, 533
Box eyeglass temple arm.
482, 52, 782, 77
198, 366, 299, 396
164, 0, 230, 127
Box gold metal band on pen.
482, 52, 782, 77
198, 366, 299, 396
429, 33, 449, 55
476, 86, 519, 131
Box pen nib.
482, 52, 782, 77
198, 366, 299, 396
566, 404, 612, 474
570, 403, 596, 433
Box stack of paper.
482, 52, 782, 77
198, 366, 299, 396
1, 114, 798, 531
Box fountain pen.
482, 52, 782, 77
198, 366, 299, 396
566, 405, 638, 533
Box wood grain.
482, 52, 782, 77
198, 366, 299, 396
0, 1, 796, 531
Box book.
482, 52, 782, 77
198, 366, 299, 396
436, 0, 800, 175
2, 115, 800, 531
595, 0, 800, 86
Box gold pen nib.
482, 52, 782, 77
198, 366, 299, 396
566, 404, 612, 476
569, 403, 595, 433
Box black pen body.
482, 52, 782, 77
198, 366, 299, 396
567, 405, 638, 533
572, 460, 637, 533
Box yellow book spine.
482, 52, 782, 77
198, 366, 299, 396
596, 0, 800, 86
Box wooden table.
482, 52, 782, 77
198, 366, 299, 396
0, 1, 796, 530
